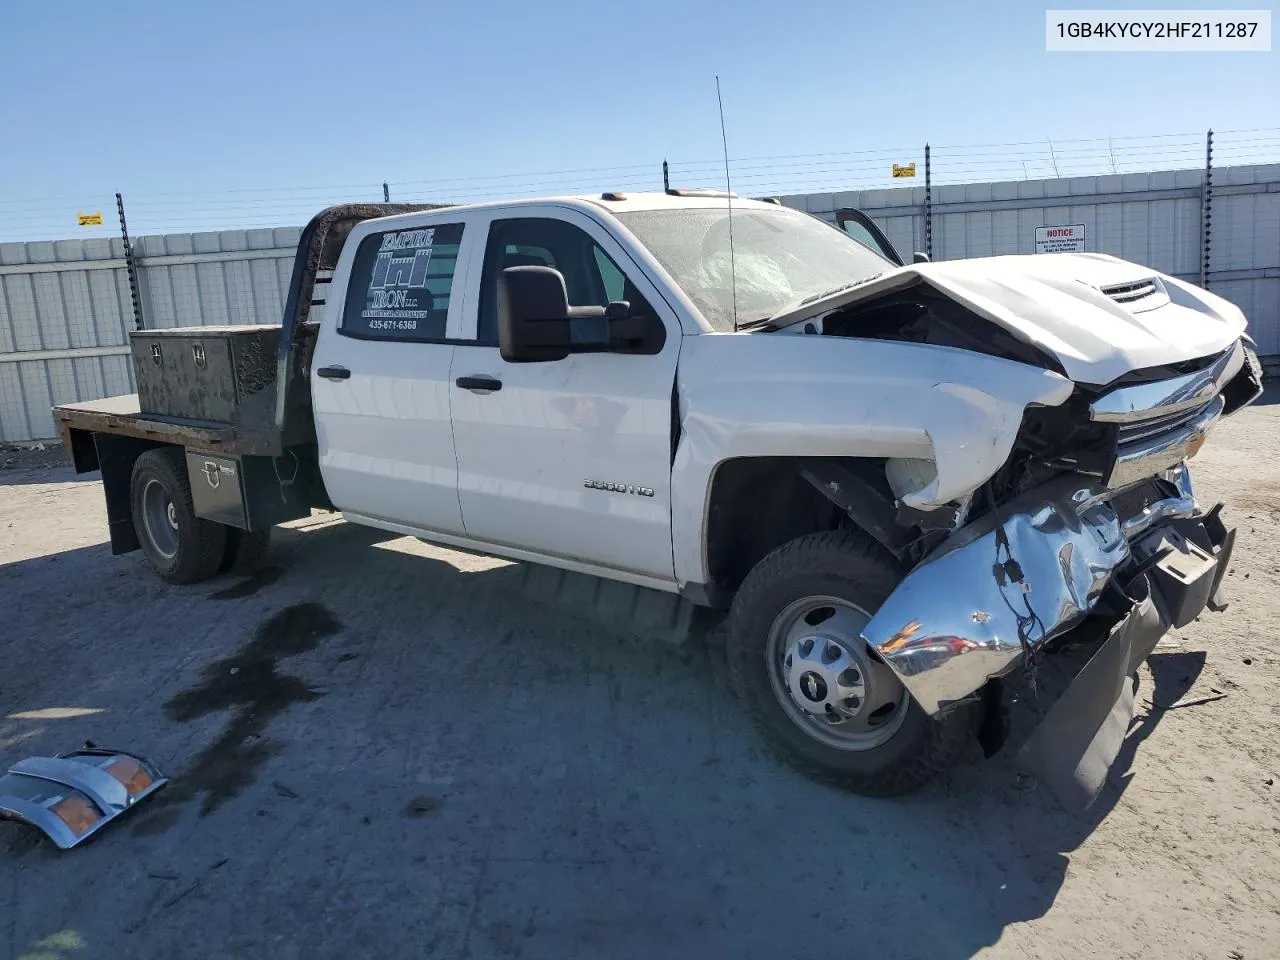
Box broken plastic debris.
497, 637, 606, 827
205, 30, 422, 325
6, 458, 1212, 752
0, 747, 168, 849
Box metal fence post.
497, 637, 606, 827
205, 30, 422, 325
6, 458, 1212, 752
115, 192, 144, 332
383, 182, 390, 202
924, 143, 932, 260
662, 159, 670, 193
1201, 129, 1213, 289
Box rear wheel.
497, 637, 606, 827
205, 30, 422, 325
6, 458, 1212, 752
130, 448, 226, 585
727, 530, 977, 795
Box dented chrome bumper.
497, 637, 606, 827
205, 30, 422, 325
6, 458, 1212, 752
861, 461, 1234, 806
861, 462, 1223, 715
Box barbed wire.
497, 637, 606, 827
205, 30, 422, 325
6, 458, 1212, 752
1, 128, 1276, 242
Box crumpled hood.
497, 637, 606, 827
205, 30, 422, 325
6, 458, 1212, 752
802, 253, 1248, 385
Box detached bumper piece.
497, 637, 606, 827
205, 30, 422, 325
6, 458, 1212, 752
0, 749, 168, 849
860, 463, 1234, 809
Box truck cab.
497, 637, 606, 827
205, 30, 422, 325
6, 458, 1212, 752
309, 195, 692, 587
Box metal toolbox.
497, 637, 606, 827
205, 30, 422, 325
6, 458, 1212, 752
130, 325, 280, 424
185, 450, 310, 531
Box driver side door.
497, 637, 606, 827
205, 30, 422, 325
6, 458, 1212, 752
449, 207, 681, 584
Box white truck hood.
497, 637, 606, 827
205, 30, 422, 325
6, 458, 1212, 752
789, 253, 1248, 386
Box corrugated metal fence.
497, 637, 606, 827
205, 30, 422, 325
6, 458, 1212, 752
0, 227, 299, 441
783, 162, 1280, 360
1, 163, 1277, 441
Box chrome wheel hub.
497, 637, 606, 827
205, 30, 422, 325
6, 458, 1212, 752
766, 596, 911, 751
784, 634, 867, 721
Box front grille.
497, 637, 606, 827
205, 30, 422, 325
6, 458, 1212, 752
1116, 399, 1217, 445
1101, 278, 1159, 303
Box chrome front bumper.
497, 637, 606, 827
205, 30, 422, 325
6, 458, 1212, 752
860, 463, 1215, 716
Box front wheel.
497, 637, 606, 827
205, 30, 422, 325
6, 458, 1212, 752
727, 531, 977, 796
130, 448, 227, 585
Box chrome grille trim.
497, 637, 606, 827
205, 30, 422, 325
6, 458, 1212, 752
1090, 340, 1244, 424
1116, 400, 1216, 444
1107, 394, 1224, 488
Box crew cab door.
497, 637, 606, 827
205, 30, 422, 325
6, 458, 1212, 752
448, 206, 680, 583
310, 212, 479, 535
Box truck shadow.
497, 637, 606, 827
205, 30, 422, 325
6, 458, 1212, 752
0, 517, 1207, 960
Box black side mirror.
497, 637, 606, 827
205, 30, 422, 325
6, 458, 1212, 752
498, 266, 610, 363
912, 251, 931, 263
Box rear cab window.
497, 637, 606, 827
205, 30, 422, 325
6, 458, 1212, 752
340, 222, 465, 341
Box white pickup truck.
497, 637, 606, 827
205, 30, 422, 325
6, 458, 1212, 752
53, 193, 1263, 807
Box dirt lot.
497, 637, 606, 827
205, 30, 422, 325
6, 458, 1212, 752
2, 392, 1279, 960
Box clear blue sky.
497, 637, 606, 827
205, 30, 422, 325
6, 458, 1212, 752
0, 0, 1276, 240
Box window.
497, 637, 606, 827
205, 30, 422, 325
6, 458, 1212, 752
341, 222, 464, 341
476, 218, 654, 344
593, 247, 626, 302
835, 209, 904, 266
616, 207, 892, 331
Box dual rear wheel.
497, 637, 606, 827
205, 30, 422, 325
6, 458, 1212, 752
129, 448, 270, 584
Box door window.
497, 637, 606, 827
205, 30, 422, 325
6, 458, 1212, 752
341, 222, 464, 341
593, 247, 626, 302
835, 209, 904, 266
476, 218, 654, 344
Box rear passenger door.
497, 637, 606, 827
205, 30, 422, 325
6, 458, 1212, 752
448, 207, 681, 583
311, 215, 476, 535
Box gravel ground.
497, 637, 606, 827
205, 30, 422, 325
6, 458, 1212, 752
2, 390, 1279, 960
0, 443, 68, 473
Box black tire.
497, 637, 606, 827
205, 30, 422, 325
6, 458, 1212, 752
218, 527, 272, 574
727, 530, 978, 796
130, 448, 227, 585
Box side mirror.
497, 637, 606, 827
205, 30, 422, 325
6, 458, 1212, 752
498, 266, 610, 363
912, 251, 931, 263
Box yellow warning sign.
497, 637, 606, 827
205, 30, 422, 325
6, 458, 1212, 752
892, 163, 917, 178
77, 211, 104, 226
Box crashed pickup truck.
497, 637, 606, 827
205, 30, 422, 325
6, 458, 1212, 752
52, 193, 1262, 806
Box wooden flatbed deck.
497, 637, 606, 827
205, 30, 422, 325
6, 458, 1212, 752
53, 394, 278, 456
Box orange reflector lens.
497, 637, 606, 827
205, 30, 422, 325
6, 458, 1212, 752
105, 758, 154, 797
51, 794, 102, 836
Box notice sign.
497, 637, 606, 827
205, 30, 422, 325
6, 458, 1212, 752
1034, 223, 1086, 253
77, 211, 104, 226
892, 163, 917, 178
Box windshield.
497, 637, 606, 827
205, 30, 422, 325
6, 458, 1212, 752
615, 206, 891, 331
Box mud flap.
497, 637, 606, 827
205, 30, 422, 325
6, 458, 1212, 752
1016, 578, 1165, 811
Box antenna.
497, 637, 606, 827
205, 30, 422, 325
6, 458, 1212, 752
715, 75, 739, 332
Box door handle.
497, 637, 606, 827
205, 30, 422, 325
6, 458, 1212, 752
455, 375, 503, 393
317, 365, 351, 381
